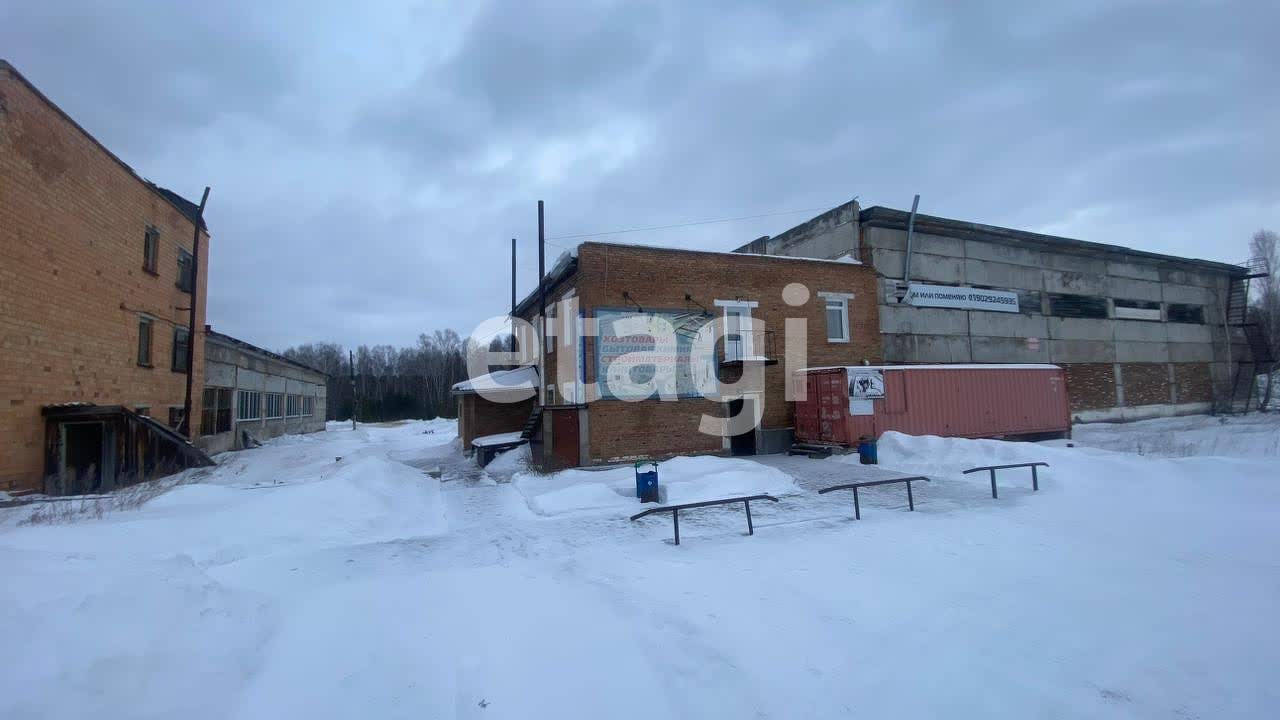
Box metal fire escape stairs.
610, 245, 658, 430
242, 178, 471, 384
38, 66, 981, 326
1221, 259, 1274, 413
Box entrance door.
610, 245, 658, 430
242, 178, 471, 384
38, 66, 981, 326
728, 399, 757, 456
550, 408, 580, 469
61, 422, 106, 494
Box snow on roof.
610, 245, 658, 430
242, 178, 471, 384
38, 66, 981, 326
451, 366, 539, 394
472, 431, 526, 448
799, 364, 1062, 372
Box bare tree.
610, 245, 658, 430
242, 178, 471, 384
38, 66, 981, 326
1250, 229, 1279, 410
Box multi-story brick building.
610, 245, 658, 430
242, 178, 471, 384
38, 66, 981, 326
1, 60, 212, 494
455, 241, 882, 468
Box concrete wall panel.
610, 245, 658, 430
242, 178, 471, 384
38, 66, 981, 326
1108, 260, 1161, 281
968, 311, 1048, 338
964, 259, 1043, 291
1112, 320, 1168, 342
1044, 269, 1108, 295
1108, 277, 1164, 302
1168, 342, 1214, 362
1047, 317, 1115, 341
1162, 283, 1216, 305
1166, 322, 1212, 343
910, 253, 966, 284
879, 305, 968, 335
1049, 339, 1116, 363
970, 336, 1050, 363
964, 240, 1041, 268
1115, 342, 1170, 363
883, 333, 972, 363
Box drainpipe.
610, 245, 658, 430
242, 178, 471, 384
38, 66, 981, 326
180, 187, 210, 438
900, 194, 920, 301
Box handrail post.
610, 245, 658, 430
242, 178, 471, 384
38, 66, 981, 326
853, 486, 861, 520
906, 479, 914, 511
1031, 464, 1039, 491
745, 499, 754, 535
673, 508, 680, 546
990, 469, 998, 499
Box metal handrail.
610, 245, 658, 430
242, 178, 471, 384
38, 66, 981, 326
962, 461, 1049, 498
630, 494, 779, 545
818, 476, 930, 519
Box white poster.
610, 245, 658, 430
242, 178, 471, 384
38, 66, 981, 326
849, 369, 885, 399
905, 283, 1019, 313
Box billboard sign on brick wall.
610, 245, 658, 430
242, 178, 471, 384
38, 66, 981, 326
905, 283, 1020, 313
595, 309, 716, 399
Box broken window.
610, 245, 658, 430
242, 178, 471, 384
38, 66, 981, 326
171, 327, 190, 372
143, 227, 159, 274
264, 392, 284, 419
1114, 299, 1162, 321
176, 248, 194, 293
201, 387, 232, 435
1167, 303, 1205, 324
137, 316, 153, 367
1048, 293, 1108, 319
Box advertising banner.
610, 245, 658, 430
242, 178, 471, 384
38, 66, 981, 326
595, 309, 716, 399
906, 283, 1020, 313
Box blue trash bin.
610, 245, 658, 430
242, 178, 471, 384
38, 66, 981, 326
858, 437, 878, 465
634, 460, 659, 503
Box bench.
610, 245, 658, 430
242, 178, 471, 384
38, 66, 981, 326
818, 476, 930, 520
962, 462, 1048, 499
629, 495, 780, 545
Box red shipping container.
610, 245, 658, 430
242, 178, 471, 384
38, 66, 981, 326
793, 365, 1071, 445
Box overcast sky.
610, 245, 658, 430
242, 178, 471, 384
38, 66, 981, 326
3, 1, 1276, 350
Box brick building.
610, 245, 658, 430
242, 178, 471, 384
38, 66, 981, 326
0, 60, 212, 493
457, 241, 881, 468
738, 199, 1272, 421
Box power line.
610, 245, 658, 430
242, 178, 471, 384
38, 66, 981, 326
545, 204, 842, 242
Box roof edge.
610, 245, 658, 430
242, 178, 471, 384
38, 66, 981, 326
204, 329, 329, 377
0, 58, 209, 234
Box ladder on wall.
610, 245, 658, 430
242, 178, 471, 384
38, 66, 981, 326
1220, 260, 1274, 413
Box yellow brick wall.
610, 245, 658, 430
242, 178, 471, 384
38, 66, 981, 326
0, 63, 208, 492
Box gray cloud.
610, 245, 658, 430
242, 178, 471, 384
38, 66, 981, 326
3, 0, 1276, 350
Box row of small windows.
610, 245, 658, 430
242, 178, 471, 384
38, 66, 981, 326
235, 390, 316, 422
141, 226, 194, 292
1046, 294, 1205, 323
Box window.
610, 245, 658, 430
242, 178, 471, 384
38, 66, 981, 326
137, 316, 153, 367
143, 227, 159, 274
237, 390, 261, 421
1114, 299, 1161, 321
1048, 293, 1108, 319
1168, 303, 1205, 324
171, 327, 190, 372
168, 406, 184, 428
302, 396, 314, 416
264, 392, 284, 419
176, 249, 194, 293
715, 300, 757, 361
202, 387, 233, 435
286, 394, 302, 417
820, 292, 852, 343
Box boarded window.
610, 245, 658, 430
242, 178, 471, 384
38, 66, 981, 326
1114, 299, 1161, 321
143, 227, 159, 273
237, 390, 261, 421
176, 249, 194, 292
1167, 303, 1204, 324
171, 327, 190, 372
201, 387, 233, 435
1048, 293, 1108, 319
137, 316, 153, 366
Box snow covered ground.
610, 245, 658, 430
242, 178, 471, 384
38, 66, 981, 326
2, 414, 1278, 718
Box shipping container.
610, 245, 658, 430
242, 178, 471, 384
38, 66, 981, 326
793, 365, 1071, 445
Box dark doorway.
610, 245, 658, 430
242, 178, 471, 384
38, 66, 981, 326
550, 408, 580, 469
63, 422, 106, 494
728, 399, 756, 456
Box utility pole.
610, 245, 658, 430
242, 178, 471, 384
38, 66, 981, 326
349, 349, 357, 430
537, 201, 546, 405
511, 238, 517, 319
180, 186, 211, 438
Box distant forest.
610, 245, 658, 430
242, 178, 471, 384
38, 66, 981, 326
282, 330, 468, 423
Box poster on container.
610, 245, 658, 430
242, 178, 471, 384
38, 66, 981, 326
849, 369, 885, 399
594, 309, 715, 399
905, 283, 1019, 313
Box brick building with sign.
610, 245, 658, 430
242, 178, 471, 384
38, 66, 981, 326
0, 59, 214, 494
455, 241, 882, 468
